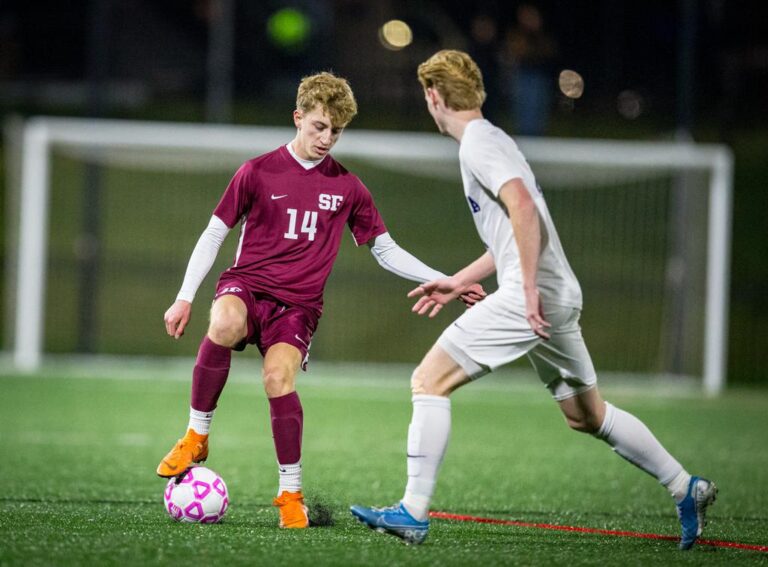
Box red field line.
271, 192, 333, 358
430, 511, 768, 553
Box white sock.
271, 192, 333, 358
596, 402, 689, 499
402, 394, 451, 521
277, 462, 302, 495
188, 408, 214, 435
666, 469, 693, 503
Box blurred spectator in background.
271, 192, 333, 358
502, 4, 557, 136
468, 12, 502, 123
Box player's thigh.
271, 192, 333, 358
412, 343, 471, 397
528, 307, 597, 402
257, 303, 317, 371
208, 294, 248, 340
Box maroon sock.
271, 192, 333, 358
269, 391, 303, 464
190, 337, 232, 412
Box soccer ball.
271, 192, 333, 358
163, 466, 229, 523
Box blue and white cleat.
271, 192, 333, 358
676, 476, 717, 550
350, 502, 429, 545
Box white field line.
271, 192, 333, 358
0, 353, 700, 398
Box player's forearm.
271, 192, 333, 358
453, 251, 496, 287
369, 232, 447, 283
176, 215, 230, 302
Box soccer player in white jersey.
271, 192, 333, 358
350, 50, 716, 550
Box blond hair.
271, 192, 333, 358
417, 50, 486, 111
296, 72, 358, 127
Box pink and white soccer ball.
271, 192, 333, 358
163, 466, 229, 523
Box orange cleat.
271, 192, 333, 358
156, 429, 209, 478
273, 490, 309, 528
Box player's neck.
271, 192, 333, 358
444, 109, 484, 142
287, 139, 325, 167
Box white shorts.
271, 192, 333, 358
437, 288, 597, 401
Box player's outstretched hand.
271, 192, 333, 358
458, 283, 486, 307
164, 300, 192, 339
525, 287, 551, 340
408, 277, 480, 318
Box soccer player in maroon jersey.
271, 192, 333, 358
156, 72, 483, 529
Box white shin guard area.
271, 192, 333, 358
402, 394, 452, 521
596, 402, 686, 489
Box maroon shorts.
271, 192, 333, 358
213, 280, 318, 370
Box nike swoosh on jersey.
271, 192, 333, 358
271, 194, 288, 200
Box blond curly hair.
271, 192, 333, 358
296, 72, 358, 127
417, 50, 486, 111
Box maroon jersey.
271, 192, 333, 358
212, 146, 387, 316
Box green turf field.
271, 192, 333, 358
1, 363, 767, 566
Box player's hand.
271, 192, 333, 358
458, 283, 486, 307
164, 300, 192, 339
525, 287, 550, 340
408, 277, 465, 318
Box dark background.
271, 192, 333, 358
1, 0, 766, 385
2, 0, 766, 134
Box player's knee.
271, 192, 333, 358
207, 312, 246, 348
410, 366, 450, 396
262, 365, 293, 397
565, 413, 602, 434
410, 367, 425, 394
207, 323, 243, 348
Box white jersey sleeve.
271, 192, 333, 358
176, 215, 230, 303
369, 232, 447, 283
461, 127, 532, 198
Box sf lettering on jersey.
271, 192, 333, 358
318, 193, 344, 211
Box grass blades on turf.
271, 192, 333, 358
1, 364, 767, 566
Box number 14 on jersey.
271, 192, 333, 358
284, 208, 318, 241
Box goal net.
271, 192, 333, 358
4, 117, 733, 394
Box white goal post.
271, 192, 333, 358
8, 116, 733, 395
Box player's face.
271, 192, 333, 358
292, 105, 344, 160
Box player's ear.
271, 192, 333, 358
293, 109, 303, 128
425, 88, 439, 108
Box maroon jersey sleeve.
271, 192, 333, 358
213, 162, 256, 228
348, 178, 387, 246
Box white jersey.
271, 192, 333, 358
459, 119, 582, 308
